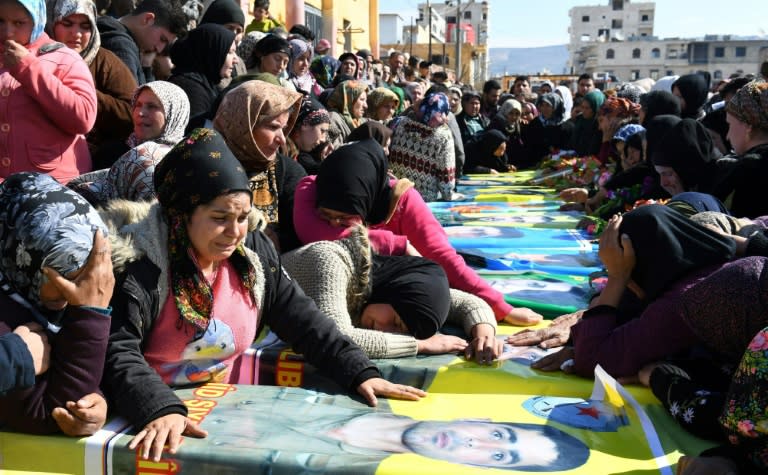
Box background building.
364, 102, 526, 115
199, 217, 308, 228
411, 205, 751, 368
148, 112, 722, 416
568, 0, 768, 80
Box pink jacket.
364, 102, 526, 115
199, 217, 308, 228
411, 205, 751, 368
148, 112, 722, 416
294, 176, 514, 320
0, 33, 97, 184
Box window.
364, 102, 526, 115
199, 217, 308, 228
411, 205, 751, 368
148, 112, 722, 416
632, 48, 641, 58
641, 14, 649, 21
606, 48, 615, 59
713, 70, 723, 80
581, 34, 590, 42
668, 49, 678, 59
650, 69, 659, 80
463, 10, 472, 19
598, 28, 609, 39
714, 47, 725, 57
446, 15, 456, 23
612, 19, 623, 29
630, 70, 639, 80
666, 70, 674, 76
582, 15, 590, 22
612, 0, 624, 10
482, 12, 487, 20
651, 48, 660, 58
735, 46, 746, 57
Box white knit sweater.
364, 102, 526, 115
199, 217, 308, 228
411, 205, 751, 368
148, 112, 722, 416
281, 231, 496, 359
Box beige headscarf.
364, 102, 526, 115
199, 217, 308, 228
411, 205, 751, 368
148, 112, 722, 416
213, 80, 302, 172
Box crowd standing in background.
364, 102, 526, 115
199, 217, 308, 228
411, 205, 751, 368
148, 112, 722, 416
2, 0, 768, 471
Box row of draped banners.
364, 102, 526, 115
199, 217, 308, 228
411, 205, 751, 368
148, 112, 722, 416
0, 172, 712, 474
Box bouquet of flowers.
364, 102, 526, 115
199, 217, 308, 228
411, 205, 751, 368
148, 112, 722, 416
530, 150, 613, 190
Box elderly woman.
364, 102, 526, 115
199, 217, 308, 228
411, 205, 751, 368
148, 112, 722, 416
0, 172, 113, 435
213, 80, 307, 252
287, 38, 321, 97
48, 0, 137, 169
712, 81, 768, 218
326, 80, 368, 149
282, 229, 502, 362
68, 81, 191, 206
0, 0, 96, 183
101, 128, 425, 463
168, 24, 238, 131
294, 139, 544, 327
365, 87, 400, 124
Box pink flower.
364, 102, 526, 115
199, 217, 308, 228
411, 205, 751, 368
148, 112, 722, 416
748, 331, 768, 351
738, 420, 757, 437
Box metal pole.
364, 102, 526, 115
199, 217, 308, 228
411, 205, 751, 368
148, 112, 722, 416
428, 1, 433, 62
455, 0, 461, 83
410, 16, 414, 56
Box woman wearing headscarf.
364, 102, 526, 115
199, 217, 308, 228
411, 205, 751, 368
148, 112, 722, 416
287, 38, 321, 97
198, 0, 247, 86
282, 228, 502, 362
48, 0, 137, 170
595, 96, 641, 164
100, 128, 425, 463
638, 90, 681, 126
463, 129, 512, 174
672, 73, 710, 120
711, 81, 768, 219
335, 52, 359, 81
347, 121, 393, 153
168, 24, 238, 131
309, 55, 339, 90
288, 96, 332, 175
213, 80, 307, 252
524, 92, 572, 165
0, 172, 113, 435
293, 139, 544, 327
326, 80, 368, 149
388, 91, 456, 201
68, 81, 191, 206
365, 87, 400, 124
489, 98, 530, 169
0, 0, 96, 184
554, 85, 574, 120
569, 89, 605, 156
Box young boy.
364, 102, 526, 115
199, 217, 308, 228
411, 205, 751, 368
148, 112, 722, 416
245, 0, 283, 33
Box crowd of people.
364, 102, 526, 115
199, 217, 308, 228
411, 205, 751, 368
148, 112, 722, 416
1, 0, 768, 471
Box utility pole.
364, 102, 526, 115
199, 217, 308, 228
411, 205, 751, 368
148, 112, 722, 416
428, 0, 433, 62
409, 16, 414, 56
455, 0, 461, 84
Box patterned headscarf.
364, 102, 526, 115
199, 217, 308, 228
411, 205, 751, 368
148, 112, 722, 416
599, 96, 641, 119
327, 80, 368, 129
154, 128, 257, 333
418, 92, 450, 128
309, 55, 339, 89
612, 123, 645, 143
726, 81, 768, 133
0, 172, 107, 330
366, 87, 400, 117
236, 31, 266, 69
128, 81, 191, 147
296, 96, 330, 127
48, 0, 100, 65
614, 83, 644, 104
287, 38, 315, 93
19, 0, 46, 43
213, 80, 302, 172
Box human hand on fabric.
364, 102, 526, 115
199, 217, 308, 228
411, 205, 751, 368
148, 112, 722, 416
129, 413, 208, 462
417, 333, 468, 355
506, 310, 583, 349
52, 393, 108, 436
466, 323, 502, 364
356, 378, 426, 407
502, 307, 543, 326
598, 215, 635, 282
531, 346, 575, 373
13, 323, 50, 375
404, 241, 422, 256
43, 230, 114, 308
3, 40, 30, 68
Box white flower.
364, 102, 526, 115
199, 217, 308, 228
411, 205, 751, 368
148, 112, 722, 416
15, 244, 31, 267
683, 407, 695, 424
670, 402, 680, 416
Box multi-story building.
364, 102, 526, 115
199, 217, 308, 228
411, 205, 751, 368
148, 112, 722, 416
568, 0, 768, 81
380, 13, 406, 46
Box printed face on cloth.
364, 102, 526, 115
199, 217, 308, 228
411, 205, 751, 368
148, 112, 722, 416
213, 80, 302, 172
48, 0, 100, 64
0, 172, 107, 314
316, 139, 393, 225
617, 204, 735, 301
153, 128, 258, 333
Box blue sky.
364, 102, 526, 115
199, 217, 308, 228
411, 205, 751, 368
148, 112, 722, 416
380, 0, 768, 48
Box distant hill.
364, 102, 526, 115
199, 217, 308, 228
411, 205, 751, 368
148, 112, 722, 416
489, 45, 570, 76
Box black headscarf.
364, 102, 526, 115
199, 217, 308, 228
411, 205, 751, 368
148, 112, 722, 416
347, 122, 393, 148
368, 254, 450, 339
618, 204, 736, 301
336, 52, 359, 78
154, 128, 256, 333
644, 114, 681, 165
316, 139, 392, 225
672, 74, 709, 119
639, 90, 681, 125
652, 118, 718, 191
200, 0, 245, 28
171, 24, 235, 85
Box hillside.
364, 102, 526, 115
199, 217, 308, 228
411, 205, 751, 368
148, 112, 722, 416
489, 45, 570, 76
